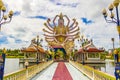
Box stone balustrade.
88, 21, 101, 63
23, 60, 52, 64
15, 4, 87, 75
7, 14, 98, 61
69, 60, 115, 80
4, 60, 53, 80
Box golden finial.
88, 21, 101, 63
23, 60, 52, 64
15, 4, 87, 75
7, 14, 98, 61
3, 15, 7, 20
1, 6, 6, 12
9, 10, 13, 16
0, 0, 4, 9
59, 13, 63, 19
114, 49, 119, 54
3, 48, 6, 53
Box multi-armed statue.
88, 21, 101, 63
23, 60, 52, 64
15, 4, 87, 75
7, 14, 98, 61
43, 13, 80, 54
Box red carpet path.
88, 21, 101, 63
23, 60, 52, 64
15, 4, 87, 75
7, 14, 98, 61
52, 62, 73, 80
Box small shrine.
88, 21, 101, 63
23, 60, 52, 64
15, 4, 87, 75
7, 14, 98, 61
21, 39, 45, 62
76, 41, 104, 63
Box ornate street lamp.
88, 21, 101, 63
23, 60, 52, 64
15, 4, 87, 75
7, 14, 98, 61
0, 0, 13, 31
36, 35, 43, 64
77, 35, 90, 65
102, 0, 120, 42
78, 35, 90, 47
102, 0, 120, 79
78, 35, 84, 47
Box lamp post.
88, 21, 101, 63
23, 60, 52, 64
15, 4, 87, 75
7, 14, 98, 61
0, 0, 13, 31
78, 35, 87, 65
111, 38, 115, 50
102, 0, 120, 42
102, 0, 120, 79
24, 60, 29, 69
114, 49, 120, 80
36, 35, 39, 64
78, 35, 92, 65
0, 48, 6, 80
24, 60, 29, 79
36, 35, 43, 64
78, 35, 90, 47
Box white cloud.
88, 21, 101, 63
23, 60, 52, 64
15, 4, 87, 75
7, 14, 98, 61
0, 0, 119, 50
7, 37, 15, 43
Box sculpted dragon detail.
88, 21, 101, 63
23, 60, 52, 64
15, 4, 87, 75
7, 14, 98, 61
43, 13, 80, 54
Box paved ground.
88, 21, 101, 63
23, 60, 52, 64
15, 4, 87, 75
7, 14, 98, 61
52, 62, 73, 80
65, 63, 90, 80
31, 63, 58, 80
31, 62, 91, 80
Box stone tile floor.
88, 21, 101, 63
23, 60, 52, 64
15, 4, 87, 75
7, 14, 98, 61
31, 62, 91, 80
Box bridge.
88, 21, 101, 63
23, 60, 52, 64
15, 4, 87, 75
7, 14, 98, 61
4, 60, 115, 80
2, 13, 116, 80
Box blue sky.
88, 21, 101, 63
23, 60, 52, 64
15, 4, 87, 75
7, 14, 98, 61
0, 0, 119, 50
0, 36, 8, 44
14, 11, 21, 16
81, 17, 93, 25
29, 16, 48, 20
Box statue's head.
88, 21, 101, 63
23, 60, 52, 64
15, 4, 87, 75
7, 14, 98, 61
58, 13, 64, 26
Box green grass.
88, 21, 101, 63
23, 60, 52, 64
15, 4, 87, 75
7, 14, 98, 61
6, 56, 24, 58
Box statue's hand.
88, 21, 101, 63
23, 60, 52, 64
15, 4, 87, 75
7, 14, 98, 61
44, 23, 47, 26
55, 15, 59, 17
64, 15, 68, 17
43, 29, 45, 31
47, 18, 51, 22
72, 18, 76, 22
76, 22, 78, 25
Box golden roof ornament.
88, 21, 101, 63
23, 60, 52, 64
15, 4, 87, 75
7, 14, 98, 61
3, 48, 6, 53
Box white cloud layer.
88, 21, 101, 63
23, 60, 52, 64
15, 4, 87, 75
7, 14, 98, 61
0, 0, 119, 50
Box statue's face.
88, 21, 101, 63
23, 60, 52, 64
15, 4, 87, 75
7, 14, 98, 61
58, 19, 64, 26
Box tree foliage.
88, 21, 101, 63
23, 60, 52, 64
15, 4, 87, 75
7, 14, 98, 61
0, 49, 24, 57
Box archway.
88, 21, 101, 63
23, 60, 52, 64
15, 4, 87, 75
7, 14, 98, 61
53, 48, 68, 61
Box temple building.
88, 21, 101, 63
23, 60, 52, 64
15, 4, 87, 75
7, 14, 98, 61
21, 39, 46, 63
75, 41, 104, 63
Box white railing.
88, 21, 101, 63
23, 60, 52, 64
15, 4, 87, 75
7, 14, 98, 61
69, 60, 115, 80
4, 60, 53, 80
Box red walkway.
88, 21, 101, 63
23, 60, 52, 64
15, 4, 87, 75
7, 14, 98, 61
52, 62, 73, 80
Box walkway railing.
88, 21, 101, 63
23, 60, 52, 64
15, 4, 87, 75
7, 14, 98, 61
4, 60, 53, 80
19, 58, 37, 63
69, 60, 115, 80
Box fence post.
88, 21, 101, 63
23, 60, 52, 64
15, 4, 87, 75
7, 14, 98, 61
92, 70, 94, 80
26, 69, 28, 80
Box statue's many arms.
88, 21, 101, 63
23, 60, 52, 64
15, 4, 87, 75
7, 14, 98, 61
43, 13, 80, 54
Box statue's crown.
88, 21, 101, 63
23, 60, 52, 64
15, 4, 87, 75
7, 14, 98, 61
59, 13, 63, 19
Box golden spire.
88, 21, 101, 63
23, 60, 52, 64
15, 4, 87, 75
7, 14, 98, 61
59, 13, 63, 19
